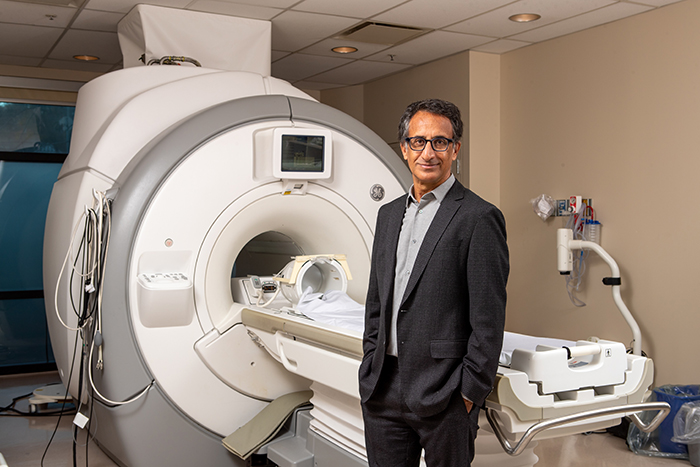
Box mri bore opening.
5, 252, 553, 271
231, 231, 304, 279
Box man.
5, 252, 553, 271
359, 98, 509, 466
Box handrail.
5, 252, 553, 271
486, 401, 670, 456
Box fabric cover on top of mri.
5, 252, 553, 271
118, 5, 271, 73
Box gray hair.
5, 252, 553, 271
398, 99, 463, 144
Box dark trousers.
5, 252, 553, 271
361, 356, 479, 467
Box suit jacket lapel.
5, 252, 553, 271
400, 183, 464, 306
379, 197, 407, 312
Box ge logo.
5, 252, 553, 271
370, 184, 385, 201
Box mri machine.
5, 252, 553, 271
43, 6, 668, 467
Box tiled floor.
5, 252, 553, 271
0, 372, 690, 467
533, 431, 685, 467
0, 372, 115, 467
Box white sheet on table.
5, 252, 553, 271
295, 287, 365, 333
292, 291, 577, 363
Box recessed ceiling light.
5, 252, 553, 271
73, 55, 99, 61
331, 46, 358, 54
509, 13, 541, 23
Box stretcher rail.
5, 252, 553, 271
486, 401, 670, 456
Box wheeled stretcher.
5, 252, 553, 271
240, 305, 668, 466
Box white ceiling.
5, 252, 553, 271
0, 0, 686, 89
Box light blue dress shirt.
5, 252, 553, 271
387, 174, 455, 357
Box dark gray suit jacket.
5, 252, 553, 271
359, 179, 509, 418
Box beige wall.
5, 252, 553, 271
0, 64, 101, 103
0, 87, 77, 103
468, 52, 500, 206
321, 84, 364, 123
500, 0, 700, 385
0, 64, 99, 82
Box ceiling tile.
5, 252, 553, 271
42, 58, 115, 72
271, 50, 291, 61
186, 0, 282, 20
511, 2, 653, 43
371, 0, 514, 30
0, 0, 76, 27
292, 0, 405, 19
445, 0, 616, 38
71, 9, 125, 31
213, 0, 299, 8
48, 29, 122, 63
83, 0, 192, 14
0, 0, 686, 87
271, 10, 359, 52
293, 80, 346, 90
472, 39, 531, 54
0, 24, 63, 57
271, 53, 353, 82
306, 60, 411, 85
299, 38, 390, 59
630, 0, 684, 6
367, 31, 492, 65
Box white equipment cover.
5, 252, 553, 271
118, 4, 271, 74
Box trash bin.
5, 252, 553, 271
672, 401, 700, 467
654, 385, 700, 454
691, 444, 700, 467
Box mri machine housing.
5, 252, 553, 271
43, 63, 412, 465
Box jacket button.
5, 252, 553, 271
400, 309, 407, 313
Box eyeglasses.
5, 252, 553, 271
404, 136, 455, 152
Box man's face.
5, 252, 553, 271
401, 111, 460, 192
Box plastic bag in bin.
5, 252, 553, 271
673, 401, 700, 444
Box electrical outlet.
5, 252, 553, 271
555, 199, 569, 216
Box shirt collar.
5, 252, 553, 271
407, 174, 455, 206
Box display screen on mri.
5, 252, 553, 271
281, 135, 324, 172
